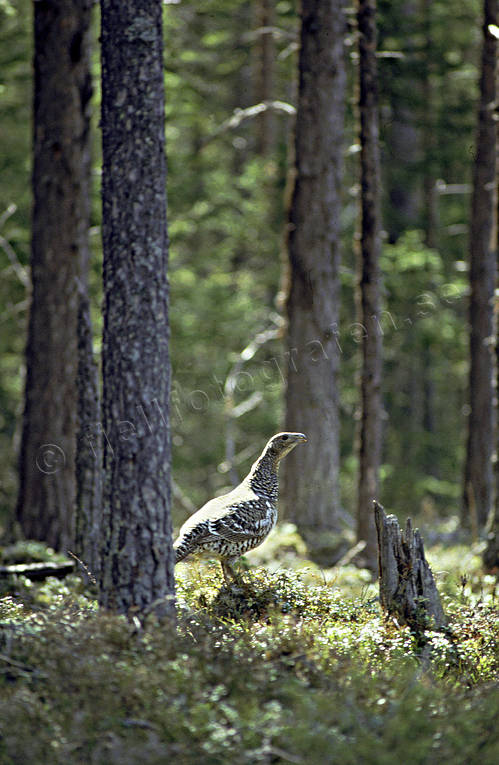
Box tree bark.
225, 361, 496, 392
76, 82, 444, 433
356, 0, 383, 572
75, 288, 102, 578
253, 0, 275, 155
99, 0, 175, 617
463, 0, 498, 531
374, 502, 446, 631
16, 0, 93, 550
281, 0, 348, 562
421, 0, 438, 252
485, 41, 499, 573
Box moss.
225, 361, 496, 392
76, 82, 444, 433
0, 538, 497, 763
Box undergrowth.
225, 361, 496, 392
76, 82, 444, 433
0, 527, 497, 764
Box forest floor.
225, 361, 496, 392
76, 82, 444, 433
0, 522, 498, 764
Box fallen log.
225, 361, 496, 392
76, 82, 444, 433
0, 560, 75, 581
374, 501, 446, 631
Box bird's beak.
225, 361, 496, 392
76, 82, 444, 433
293, 433, 307, 443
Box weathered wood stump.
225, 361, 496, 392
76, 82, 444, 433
374, 501, 446, 631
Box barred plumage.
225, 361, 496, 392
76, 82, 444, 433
173, 432, 307, 581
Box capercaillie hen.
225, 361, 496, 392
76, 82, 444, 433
173, 432, 307, 581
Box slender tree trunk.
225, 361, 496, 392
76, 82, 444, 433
421, 0, 438, 252
253, 0, 275, 155
75, 288, 102, 578
463, 0, 498, 531
281, 0, 348, 562
16, 0, 93, 550
356, 0, 383, 573
420, 0, 439, 478
99, 0, 175, 617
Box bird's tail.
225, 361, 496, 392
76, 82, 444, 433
173, 540, 188, 564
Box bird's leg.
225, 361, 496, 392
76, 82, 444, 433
221, 557, 238, 583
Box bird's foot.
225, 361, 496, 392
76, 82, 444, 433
221, 559, 250, 591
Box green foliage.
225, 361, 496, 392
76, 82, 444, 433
162, 1, 296, 517
381, 232, 467, 513
0, 539, 497, 764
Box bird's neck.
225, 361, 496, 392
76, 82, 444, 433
247, 449, 279, 500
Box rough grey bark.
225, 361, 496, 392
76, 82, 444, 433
99, 0, 175, 617
463, 0, 498, 531
356, 0, 383, 572
281, 0, 348, 561
374, 502, 446, 631
16, 0, 93, 550
75, 289, 102, 578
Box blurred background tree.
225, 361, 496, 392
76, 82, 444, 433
7, 0, 93, 550
0, 0, 492, 562
356, 0, 383, 572
462, 0, 497, 534
280, 0, 347, 563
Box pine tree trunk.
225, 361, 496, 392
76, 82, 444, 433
421, 0, 438, 252
16, 0, 93, 551
356, 0, 383, 572
463, 0, 498, 530
75, 288, 102, 579
253, 0, 275, 155
281, 0, 348, 562
486, 47, 499, 573
99, 0, 175, 617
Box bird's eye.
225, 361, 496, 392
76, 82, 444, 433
282, 435, 289, 441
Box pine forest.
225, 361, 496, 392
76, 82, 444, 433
0, 1, 498, 762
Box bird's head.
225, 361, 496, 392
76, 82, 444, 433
266, 431, 307, 461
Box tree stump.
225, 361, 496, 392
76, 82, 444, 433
374, 501, 446, 631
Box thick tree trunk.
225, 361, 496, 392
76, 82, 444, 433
463, 0, 498, 530
99, 0, 175, 617
485, 50, 499, 573
356, 0, 383, 572
16, 0, 93, 550
374, 502, 446, 631
281, 0, 348, 562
